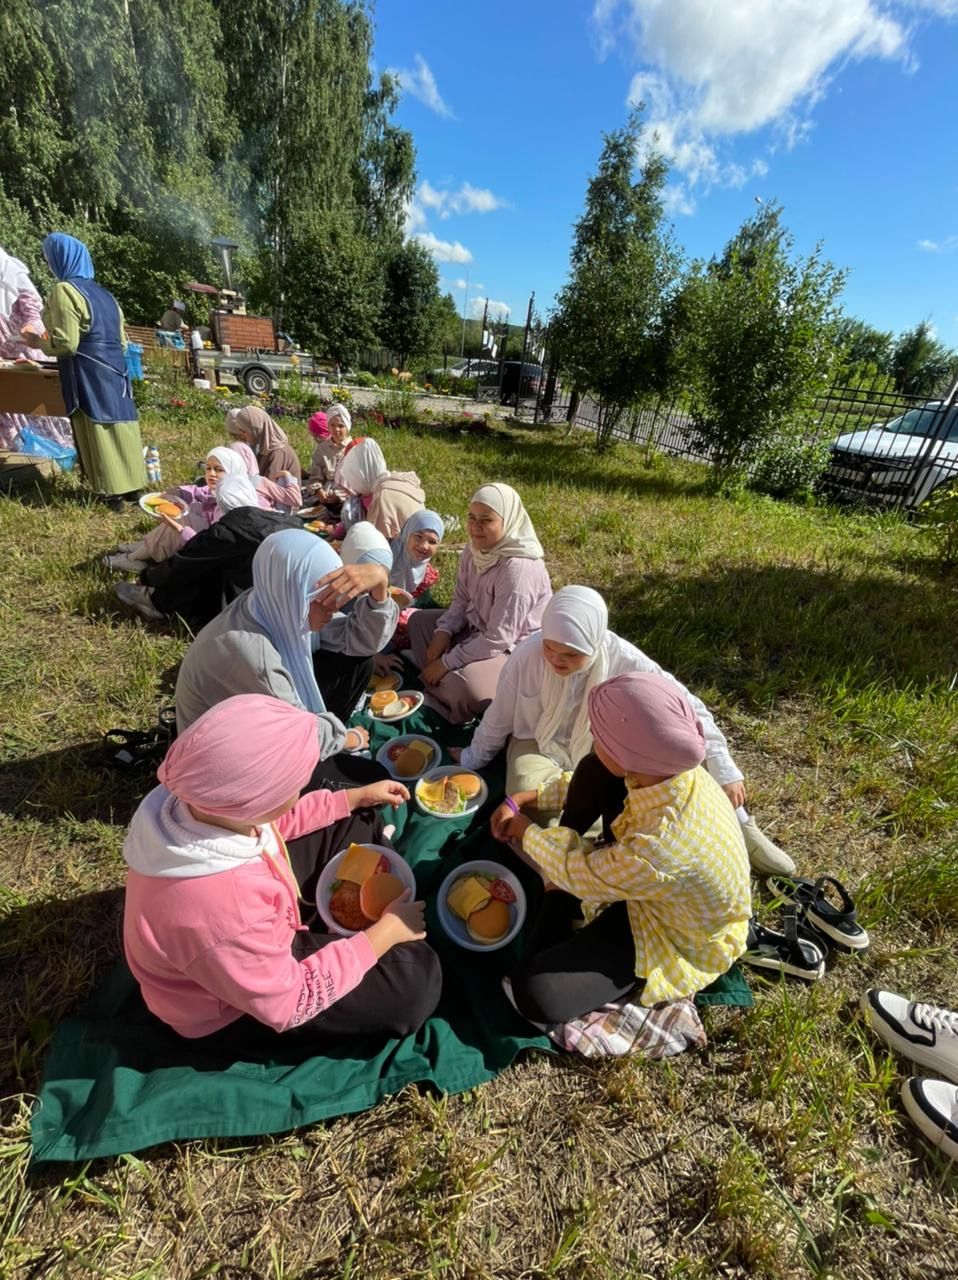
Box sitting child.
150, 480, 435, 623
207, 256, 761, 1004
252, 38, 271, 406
376, 510, 444, 669
498, 672, 752, 1025
303, 404, 352, 510
123, 694, 441, 1048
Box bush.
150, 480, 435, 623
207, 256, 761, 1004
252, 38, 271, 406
919, 480, 958, 566
274, 368, 323, 413
351, 370, 379, 388
750, 433, 831, 501
375, 386, 418, 426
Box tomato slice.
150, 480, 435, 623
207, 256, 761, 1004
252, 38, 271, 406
374, 854, 391, 875
490, 878, 516, 904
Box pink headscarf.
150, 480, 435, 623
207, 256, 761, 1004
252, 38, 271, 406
229, 441, 259, 477
157, 695, 320, 822
588, 672, 706, 778
308, 411, 329, 440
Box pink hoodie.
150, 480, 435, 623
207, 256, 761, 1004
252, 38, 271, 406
123, 787, 377, 1038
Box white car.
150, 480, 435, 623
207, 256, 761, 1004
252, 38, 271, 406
428, 359, 500, 381
826, 400, 958, 508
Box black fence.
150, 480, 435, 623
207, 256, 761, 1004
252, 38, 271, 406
528, 366, 958, 513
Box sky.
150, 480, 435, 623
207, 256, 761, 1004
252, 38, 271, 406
372, 0, 958, 346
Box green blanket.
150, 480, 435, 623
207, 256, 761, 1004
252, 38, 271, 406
31, 702, 751, 1165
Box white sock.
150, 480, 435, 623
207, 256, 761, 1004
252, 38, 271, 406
736, 806, 750, 826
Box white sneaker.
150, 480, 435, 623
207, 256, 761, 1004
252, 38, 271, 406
115, 581, 165, 622
862, 991, 958, 1083
104, 552, 149, 573
740, 817, 796, 877
900, 1078, 958, 1162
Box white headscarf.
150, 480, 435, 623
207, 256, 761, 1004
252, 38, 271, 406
0, 248, 34, 318
340, 521, 393, 569
534, 586, 609, 770
207, 446, 246, 480
469, 483, 544, 574
215, 474, 261, 514
327, 402, 352, 433
337, 438, 388, 496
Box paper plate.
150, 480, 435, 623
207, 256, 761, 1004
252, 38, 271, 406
436, 860, 527, 953
316, 844, 416, 937
139, 492, 188, 519
415, 766, 488, 820
368, 690, 424, 722
375, 734, 442, 781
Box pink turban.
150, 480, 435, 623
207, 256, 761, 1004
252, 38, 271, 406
157, 695, 320, 822
308, 411, 329, 440
588, 672, 706, 778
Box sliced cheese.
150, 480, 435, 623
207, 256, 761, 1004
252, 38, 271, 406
446, 875, 491, 922
418, 778, 446, 807
338, 843, 384, 885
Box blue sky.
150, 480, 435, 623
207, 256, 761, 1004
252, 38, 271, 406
373, 0, 958, 346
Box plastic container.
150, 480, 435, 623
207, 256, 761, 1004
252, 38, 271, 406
145, 444, 162, 487
192, 378, 211, 390
124, 342, 144, 381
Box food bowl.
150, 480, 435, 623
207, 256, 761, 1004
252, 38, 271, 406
415, 765, 488, 820
316, 844, 416, 937
375, 734, 442, 781
389, 587, 414, 608
436, 859, 527, 953
369, 690, 424, 722
139, 492, 188, 519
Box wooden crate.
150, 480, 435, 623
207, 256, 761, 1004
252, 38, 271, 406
214, 312, 276, 351
0, 448, 59, 491
0, 366, 67, 416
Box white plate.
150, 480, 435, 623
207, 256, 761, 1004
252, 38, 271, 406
316, 844, 416, 937
436, 860, 527, 953
389, 587, 414, 608
139, 492, 188, 519
415, 765, 489, 820
375, 734, 442, 781
368, 690, 424, 722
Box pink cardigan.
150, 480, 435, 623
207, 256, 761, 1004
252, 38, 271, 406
123, 789, 378, 1038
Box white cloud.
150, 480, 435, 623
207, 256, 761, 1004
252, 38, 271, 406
387, 54, 455, 119
414, 180, 508, 220
414, 232, 473, 264
469, 297, 511, 319
918, 235, 958, 253
597, 2, 948, 210
402, 196, 428, 236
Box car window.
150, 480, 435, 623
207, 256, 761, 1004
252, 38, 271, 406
887, 406, 947, 437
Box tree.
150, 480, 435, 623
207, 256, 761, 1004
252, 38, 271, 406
552, 111, 681, 449
891, 321, 956, 398
431, 291, 461, 357
683, 201, 847, 491
377, 240, 441, 368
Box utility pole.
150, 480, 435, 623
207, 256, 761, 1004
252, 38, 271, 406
515, 291, 535, 412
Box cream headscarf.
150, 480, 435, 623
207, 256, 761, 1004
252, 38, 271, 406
534, 586, 609, 771
0, 248, 34, 317
469, 483, 544, 574
338, 438, 388, 496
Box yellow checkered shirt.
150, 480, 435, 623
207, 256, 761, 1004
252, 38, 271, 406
524, 768, 752, 1005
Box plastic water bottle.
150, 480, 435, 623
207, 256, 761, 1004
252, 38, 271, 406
145, 445, 162, 487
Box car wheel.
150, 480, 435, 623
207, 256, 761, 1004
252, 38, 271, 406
243, 366, 274, 396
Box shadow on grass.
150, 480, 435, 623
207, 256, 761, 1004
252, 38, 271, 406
608, 560, 957, 699
0, 740, 155, 827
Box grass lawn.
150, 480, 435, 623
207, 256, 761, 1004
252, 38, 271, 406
2, 386, 957, 1278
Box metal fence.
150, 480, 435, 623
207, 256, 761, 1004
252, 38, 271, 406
528, 365, 958, 513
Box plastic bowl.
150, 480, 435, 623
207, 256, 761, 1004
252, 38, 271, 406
436, 859, 527, 953
316, 844, 416, 937
375, 734, 442, 781
414, 766, 488, 820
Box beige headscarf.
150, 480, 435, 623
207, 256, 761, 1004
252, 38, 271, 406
228, 405, 290, 460
469, 483, 544, 574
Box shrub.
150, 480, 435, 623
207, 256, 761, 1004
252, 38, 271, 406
751, 433, 831, 501
274, 368, 323, 413
375, 386, 418, 426
918, 479, 958, 566
351, 370, 379, 388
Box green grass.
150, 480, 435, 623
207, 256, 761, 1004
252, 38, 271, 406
1, 382, 957, 1278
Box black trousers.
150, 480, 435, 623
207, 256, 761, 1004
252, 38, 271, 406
194, 807, 441, 1054
314, 648, 374, 724
511, 752, 638, 1024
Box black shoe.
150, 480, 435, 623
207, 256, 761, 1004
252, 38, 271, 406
742, 913, 826, 982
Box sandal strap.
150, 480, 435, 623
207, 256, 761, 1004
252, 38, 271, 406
811, 875, 857, 921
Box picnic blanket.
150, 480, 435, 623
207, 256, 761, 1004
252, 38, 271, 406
31, 699, 751, 1164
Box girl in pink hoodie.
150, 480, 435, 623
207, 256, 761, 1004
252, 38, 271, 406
122, 694, 441, 1047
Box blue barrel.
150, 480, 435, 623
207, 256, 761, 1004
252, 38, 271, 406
125, 342, 144, 381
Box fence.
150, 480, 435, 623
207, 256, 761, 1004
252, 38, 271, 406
529, 366, 958, 513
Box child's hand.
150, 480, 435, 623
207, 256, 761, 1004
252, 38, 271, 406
159, 512, 185, 534
490, 799, 517, 841
365, 890, 427, 954
350, 779, 409, 810
448, 747, 462, 762
374, 652, 403, 676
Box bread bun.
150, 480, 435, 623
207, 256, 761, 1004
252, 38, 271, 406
466, 899, 511, 944
371, 690, 399, 714
394, 742, 430, 777
359, 871, 405, 921
449, 772, 481, 799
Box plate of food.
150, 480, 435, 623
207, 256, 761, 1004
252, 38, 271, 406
436, 860, 527, 952
389, 586, 414, 608
376, 734, 442, 781
415, 766, 487, 819
139, 492, 188, 519
368, 689, 423, 721
316, 842, 416, 937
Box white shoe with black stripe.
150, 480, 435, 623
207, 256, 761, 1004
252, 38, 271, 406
862, 990, 958, 1083
900, 1078, 958, 1162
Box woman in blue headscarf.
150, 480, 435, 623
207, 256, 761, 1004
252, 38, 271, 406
174, 528, 399, 784
38, 233, 145, 506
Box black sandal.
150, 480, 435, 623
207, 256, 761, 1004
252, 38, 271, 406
766, 874, 870, 952
742, 912, 826, 982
